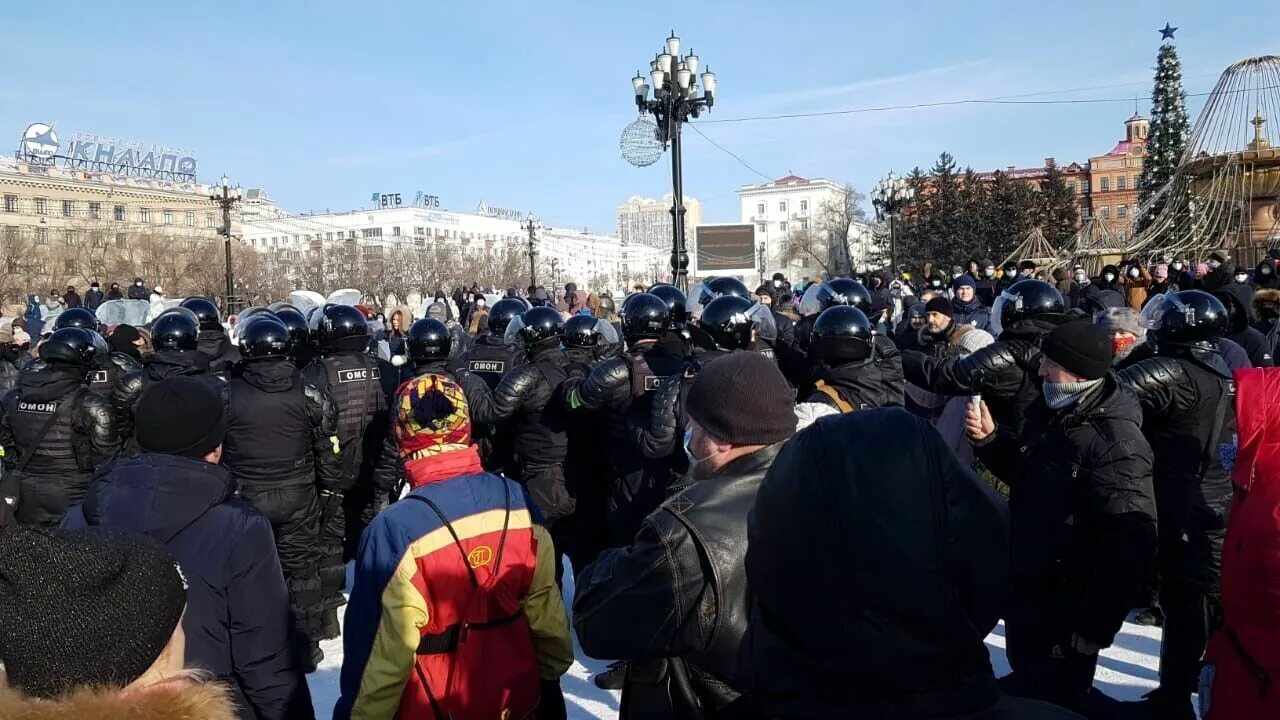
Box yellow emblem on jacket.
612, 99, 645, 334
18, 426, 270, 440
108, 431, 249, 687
467, 545, 494, 568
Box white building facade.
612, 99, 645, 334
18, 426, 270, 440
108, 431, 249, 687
738, 174, 876, 283
616, 193, 702, 251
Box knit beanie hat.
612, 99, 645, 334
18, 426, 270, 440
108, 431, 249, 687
952, 274, 977, 292
135, 377, 226, 458
395, 373, 472, 460
924, 296, 954, 318
684, 352, 795, 445
1040, 320, 1113, 380
0, 527, 188, 699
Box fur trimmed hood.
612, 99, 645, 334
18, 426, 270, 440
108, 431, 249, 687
0, 677, 237, 720
1253, 288, 1280, 315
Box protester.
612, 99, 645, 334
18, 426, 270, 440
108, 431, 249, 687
63, 285, 82, 309
1212, 283, 1273, 367
1094, 306, 1146, 365
126, 277, 148, 300
466, 294, 490, 335
574, 352, 795, 717
107, 323, 145, 361
0, 325, 20, 392
0, 526, 241, 719
1253, 258, 1280, 289
951, 274, 993, 331
335, 373, 573, 720
23, 294, 44, 339
1122, 261, 1153, 310
113, 311, 222, 446
1200, 251, 1233, 292
84, 281, 105, 311
61, 377, 313, 719
106, 282, 124, 300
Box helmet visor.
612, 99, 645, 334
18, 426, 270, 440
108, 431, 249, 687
989, 288, 1021, 338
799, 283, 825, 317
688, 282, 713, 321
503, 314, 528, 346
747, 302, 778, 343
594, 319, 621, 346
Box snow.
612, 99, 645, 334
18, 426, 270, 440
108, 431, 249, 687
305, 563, 1166, 719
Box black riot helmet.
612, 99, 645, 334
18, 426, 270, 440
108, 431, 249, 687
646, 283, 689, 329
239, 317, 292, 360
274, 307, 310, 349
564, 314, 607, 349
39, 327, 98, 367
1149, 290, 1228, 350
488, 298, 529, 335
809, 305, 875, 364
267, 302, 301, 315
179, 297, 221, 330
312, 303, 370, 353
620, 292, 671, 342
407, 318, 452, 362
53, 307, 98, 332
698, 276, 751, 306
818, 278, 872, 312
991, 279, 1065, 330
514, 306, 565, 347
698, 295, 755, 351
150, 310, 200, 352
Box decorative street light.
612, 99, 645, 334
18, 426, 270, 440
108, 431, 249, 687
872, 171, 914, 273
521, 215, 541, 289
631, 30, 716, 292
209, 174, 243, 313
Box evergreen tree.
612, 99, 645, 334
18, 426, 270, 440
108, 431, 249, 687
1038, 164, 1080, 247
1136, 34, 1190, 235
984, 171, 1038, 263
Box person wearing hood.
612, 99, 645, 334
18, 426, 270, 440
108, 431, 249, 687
0, 328, 120, 526
466, 293, 490, 335
1200, 251, 1234, 292
968, 322, 1157, 713
106, 282, 124, 300
894, 301, 928, 353
113, 312, 223, 448
63, 285, 83, 309
1213, 282, 1273, 367
1095, 264, 1122, 291
432, 289, 458, 321
221, 317, 341, 671
1121, 261, 1153, 310
84, 281, 105, 311
1166, 259, 1194, 291
1094, 307, 1147, 366
974, 259, 1000, 306
107, 323, 146, 362
61, 378, 314, 720
0, 526, 246, 720
181, 297, 240, 375
23, 294, 44, 339
127, 277, 149, 301
736, 409, 1080, 720
951, 274, 993, 331
1252, 286, 1280, 355
1066, 266, 1092, 309
1253, 258, 1280, 289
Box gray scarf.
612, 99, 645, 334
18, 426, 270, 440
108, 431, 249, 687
1043, 378, 1104, 410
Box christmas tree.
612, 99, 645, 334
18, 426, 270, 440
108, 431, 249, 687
1136, 24, 1190, 235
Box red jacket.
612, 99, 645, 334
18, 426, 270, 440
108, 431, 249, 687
1206, 368, 1280, 718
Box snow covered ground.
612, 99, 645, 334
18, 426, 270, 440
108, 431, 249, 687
308, 564, 1165, 719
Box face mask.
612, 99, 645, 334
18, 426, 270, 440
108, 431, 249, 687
1235, 273, 1249, 283
1208, 260, 1222, 269
1074, 272, 1087, 283
1172, 262, 1184, 271
983, 268, 996, 278
135, 281, 143, 287
772, 279, 781, 288
930, 280, 942, 288
1128, 268, 1141, 278
1103, 273, 1115, 282
1112, 336, 1137, 360
1262, 267, 1273, 276
1020, 269, 1033, 278
684, 429, 714, 469
476, 300, 486, 308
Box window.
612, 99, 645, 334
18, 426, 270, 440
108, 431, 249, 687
63, 229, 79, 246
779, 221, 788, 232
34, 227, 48, 245
64, 259, 76, 273
1100, 177, 1109, 191
1065, 182, 1075, 194
204, 213, 214, 228
362, 227, 383, 239
91, 232, 106, 248
348, 230, 357, 239
3, 226, 16, 242
799, 199, 808, 213
1081, 180, 1090, 193
756, 203, 765, 215
139, 207, 151, 223
1133, 175, 1140, 188
293, 234, 300, 243
756, 222, 766, 233
3, 195, 17, 213
392, 226, 401, 236
163, 210, 173, 225
1082, 207, 1092, 220
1118, 204, 1128, 218
184, 239, 198, 251
34, 197, 47, 215
1100, 206, 1110, 220
1116, 176, 1126, 190
184, 211, 194, 226
800, 219, 809, 230
326, 232, 334, 241
414, 226, 425, 236
778, 201, 787, 213
113, 204, 125, 221
89, 201, 101, 219
115, 233, 127, 247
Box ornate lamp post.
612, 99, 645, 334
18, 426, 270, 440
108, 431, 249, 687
521, 215, 541, 288
209, 174, 243, 313
631, 31, 716, 292
872, 171, 913, 273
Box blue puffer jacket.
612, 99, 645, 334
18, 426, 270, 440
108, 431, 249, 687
62, 453, 314, 720
951, 296, 993, 333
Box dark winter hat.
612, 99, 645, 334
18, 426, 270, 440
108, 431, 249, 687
685, 352, 795, 445
1209, 251, 1227, 263
924, 296, 954, 318
1040, 320, 1113, 380
1019, 260, 1038, 271
0, 527, 188, 699
135, 377, 226, 458
952, 274, 977, 291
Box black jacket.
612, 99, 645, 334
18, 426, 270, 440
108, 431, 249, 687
1213, 283, 1273, 367
197, 328, 242, 375
976, 376, 1158, 647
0, 364, 119, 526
902, 318, 1057, 435
804, 355, 904, 410
84, 288, 105, 311
0, 345, 20, 393
113, 350, 223, 443
739, 409, 1036, 719
61, 454, 313, 720
575, 443, 784, 719
88, 351, 142, 397
126, 283, 149, 300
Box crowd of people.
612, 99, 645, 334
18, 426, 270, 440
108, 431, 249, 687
0, 254, 1278, 720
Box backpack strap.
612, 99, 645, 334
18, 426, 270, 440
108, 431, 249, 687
814, 380, 854, 413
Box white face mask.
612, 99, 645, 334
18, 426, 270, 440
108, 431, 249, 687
1128, 268, 1141, 278
772, 279, 782, 288
1208, 260, 1222, 269
1262, 267, 1273, 276
1235, 273, 1249, 283
1020, 269, 1033, 277
1172, 262, 1184, 271
1104, 273, 1115, 282
983, 268, 996, 278
135, 281, 143, 287
1074, 272, 1087, 283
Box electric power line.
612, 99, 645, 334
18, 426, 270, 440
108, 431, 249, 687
686, 123, 775, 181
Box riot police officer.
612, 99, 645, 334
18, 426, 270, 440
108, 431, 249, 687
52, 307, 141, 396
791, 278, 902, 402
1116, 290, 1233, 720
276, 307, 315, 368
113, 309, 223, 446
801, 305, 902, 410
450, 297, 526, 472
301, 304, 393, 639
0, 328, 120, 526
182, 296, 240, 374
902, 279, 1065, 436
221, 317, 341, 670
695, 295, 756, 361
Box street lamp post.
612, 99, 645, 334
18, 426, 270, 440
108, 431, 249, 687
633, 31, 716, 292
872, 171, 914, 274
521, 216, 541, 289
209, 175, 243, 313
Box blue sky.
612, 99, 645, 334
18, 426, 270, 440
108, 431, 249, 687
2, 1, 1274, 231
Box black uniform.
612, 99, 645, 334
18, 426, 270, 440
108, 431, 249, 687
0, 364, 119, 526
87, 351, 142, 397
113, 350, 223, 446
301, 351, 392, 627
197, 327, 242, 375
222, 358, 341, 658
559, 347, 612, 571
804, 353, 905, 410
448, 333, 524, 472
1117, 345, 1233, 709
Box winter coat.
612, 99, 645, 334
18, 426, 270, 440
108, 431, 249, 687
126, 283, 148, 300
738, 409, 1076, 719
84, 288, 104, 311
22, 296, 43, 339
106, 286, 123, 300
575, 443, 785, 719
63, 290, 82, 309
1121, 265, 1152, 310
0, 678, 239, 720
196, 328, 241, 375
113, 350, 223, 445
0, 345, 19, 393
951, 295, 993, 332
1205, 367, 1280, 719
1201, 262, 1234, 292
975, 275, 1001, 308
1254, 259, 1280, 289
61, 454, 313, 720
976, 376, 1157, 648
1213, 284, 1272, 366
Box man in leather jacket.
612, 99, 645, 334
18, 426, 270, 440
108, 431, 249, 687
1115, 291, 1234, 720
0, 328, 120, 526
574, 352, 796, 718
